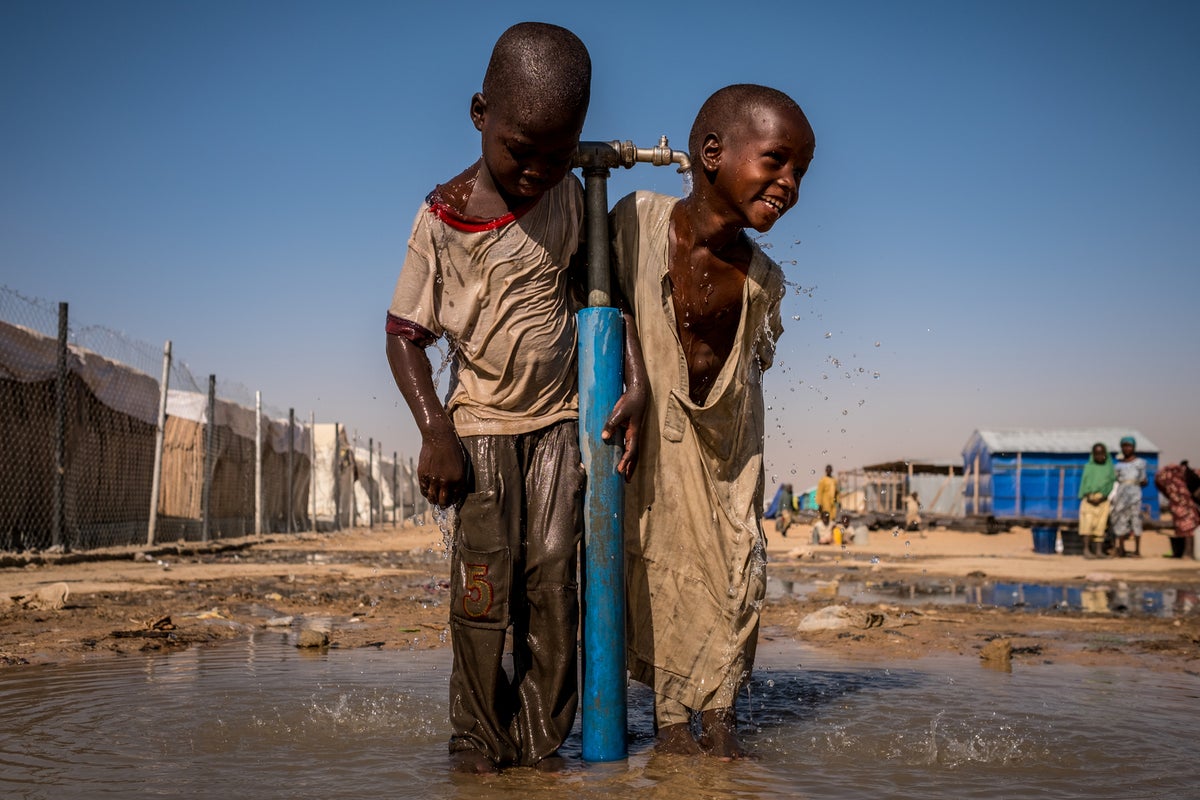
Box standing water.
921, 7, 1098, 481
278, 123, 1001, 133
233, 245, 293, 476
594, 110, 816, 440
2, 633, 1197, 799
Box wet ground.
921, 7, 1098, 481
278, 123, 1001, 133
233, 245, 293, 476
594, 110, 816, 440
3, 633, 1198, 799
2, 524, 1198, 675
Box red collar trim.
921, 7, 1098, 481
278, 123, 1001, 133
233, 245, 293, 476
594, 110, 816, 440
425, 190, 536, 232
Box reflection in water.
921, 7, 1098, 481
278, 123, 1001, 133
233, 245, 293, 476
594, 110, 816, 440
1, 635, 1198, 799
771, 576, 1200, 618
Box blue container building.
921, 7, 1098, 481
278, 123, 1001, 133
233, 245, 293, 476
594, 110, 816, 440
961, 428, 1159, 521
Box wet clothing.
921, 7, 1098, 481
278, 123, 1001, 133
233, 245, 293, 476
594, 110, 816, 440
387, 178, 583, 436
388, 177, 585, 767
1155, 464, 1200, 538
610, 191, 784, 720
1110, 457, 1147, 538
448, 422, 584, 766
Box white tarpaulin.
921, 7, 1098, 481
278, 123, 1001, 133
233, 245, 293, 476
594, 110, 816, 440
1, 319, 159, 425
311, 423, 353, 529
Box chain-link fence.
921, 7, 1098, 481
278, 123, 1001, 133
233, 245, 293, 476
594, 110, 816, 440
0, 286, 426, 553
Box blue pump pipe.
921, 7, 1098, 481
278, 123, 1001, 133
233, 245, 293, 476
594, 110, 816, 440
574, 139, 689, 762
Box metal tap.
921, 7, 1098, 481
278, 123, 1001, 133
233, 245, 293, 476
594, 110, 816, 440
573, 136, 691, 173
574, 136, 691, 308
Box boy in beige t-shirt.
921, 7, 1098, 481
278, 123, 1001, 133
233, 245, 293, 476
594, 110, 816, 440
386, 23, 642, 773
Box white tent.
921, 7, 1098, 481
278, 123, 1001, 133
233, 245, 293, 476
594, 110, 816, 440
311, 423, 354, 531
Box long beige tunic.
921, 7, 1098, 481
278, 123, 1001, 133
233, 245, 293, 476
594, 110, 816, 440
610, 191, 785, 711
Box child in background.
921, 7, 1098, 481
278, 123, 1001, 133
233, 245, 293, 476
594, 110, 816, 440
1078, 442, 1115, 559
385, 22, 643, 773
775, 483, 795, 537
812, 510, 834, 545
611, 84, 815, 759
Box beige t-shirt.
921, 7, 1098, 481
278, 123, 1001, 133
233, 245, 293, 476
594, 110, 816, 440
388, 177, 584, 436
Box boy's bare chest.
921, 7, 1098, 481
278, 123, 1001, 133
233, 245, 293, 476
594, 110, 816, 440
667, 255, 746, 336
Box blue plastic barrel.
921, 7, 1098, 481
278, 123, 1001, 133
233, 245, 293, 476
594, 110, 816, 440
1031, 526, 1058, 555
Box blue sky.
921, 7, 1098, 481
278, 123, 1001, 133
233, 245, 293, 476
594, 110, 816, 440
3, 1, 1198, 488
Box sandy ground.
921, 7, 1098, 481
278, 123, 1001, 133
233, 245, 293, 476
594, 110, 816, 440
1, 519, 1198, 674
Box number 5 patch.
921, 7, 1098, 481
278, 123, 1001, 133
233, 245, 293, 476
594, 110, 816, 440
452, 544, 510, 628
461, 562, 494, 618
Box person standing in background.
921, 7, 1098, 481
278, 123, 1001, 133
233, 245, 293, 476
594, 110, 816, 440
1155, 462, 1199, 559
816, 464, 838, 519
904, 491, 922, 532
1078, 442, 1116, 559
1110, 436, 1148, 558
776, 483, 795, 538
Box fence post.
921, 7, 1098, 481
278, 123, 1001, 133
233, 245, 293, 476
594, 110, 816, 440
202, 374, 215, 542
368, 437, 375, 529
255, 392, 263, 536
52, 302, 68, 552
409, 456, 418, 524
310, 411, 317, 532
147, 340, 172, 546
287, 408, 295, 534
392, 450, 398, 528
351, 431, 359, 527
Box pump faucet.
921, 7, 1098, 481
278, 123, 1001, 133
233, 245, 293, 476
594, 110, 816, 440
574, 136, 690, 308
573, 136, 690, 173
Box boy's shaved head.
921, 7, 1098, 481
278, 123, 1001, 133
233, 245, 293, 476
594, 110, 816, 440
482, 22, 591, 123
689, 84, 809, 162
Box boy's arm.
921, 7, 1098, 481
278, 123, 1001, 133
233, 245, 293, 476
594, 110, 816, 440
600, 281, 647, 482
385, 332, 469, 507
601, 307, 646, 481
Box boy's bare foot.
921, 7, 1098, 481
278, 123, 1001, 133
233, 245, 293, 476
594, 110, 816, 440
698, 708, 753, 760
449, 750, 498, 774
533, 754, 567, 773
654, 722, 702, 755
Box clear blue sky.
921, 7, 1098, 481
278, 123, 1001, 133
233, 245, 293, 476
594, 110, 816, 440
3, 1, 1198, 488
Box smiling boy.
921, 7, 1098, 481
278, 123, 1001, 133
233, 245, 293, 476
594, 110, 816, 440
610, 84, 815, 759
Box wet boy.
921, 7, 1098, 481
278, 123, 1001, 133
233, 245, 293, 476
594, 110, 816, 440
385, 22, 641, 773
611, 84, 815, 759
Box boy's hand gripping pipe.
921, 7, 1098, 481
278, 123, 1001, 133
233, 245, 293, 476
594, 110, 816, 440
573, 137, 689, 762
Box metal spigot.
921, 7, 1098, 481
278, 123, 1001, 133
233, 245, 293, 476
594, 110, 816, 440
573, 136, 691, 173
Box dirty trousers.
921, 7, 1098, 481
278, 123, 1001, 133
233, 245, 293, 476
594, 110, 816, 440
448, 421, 584, 767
